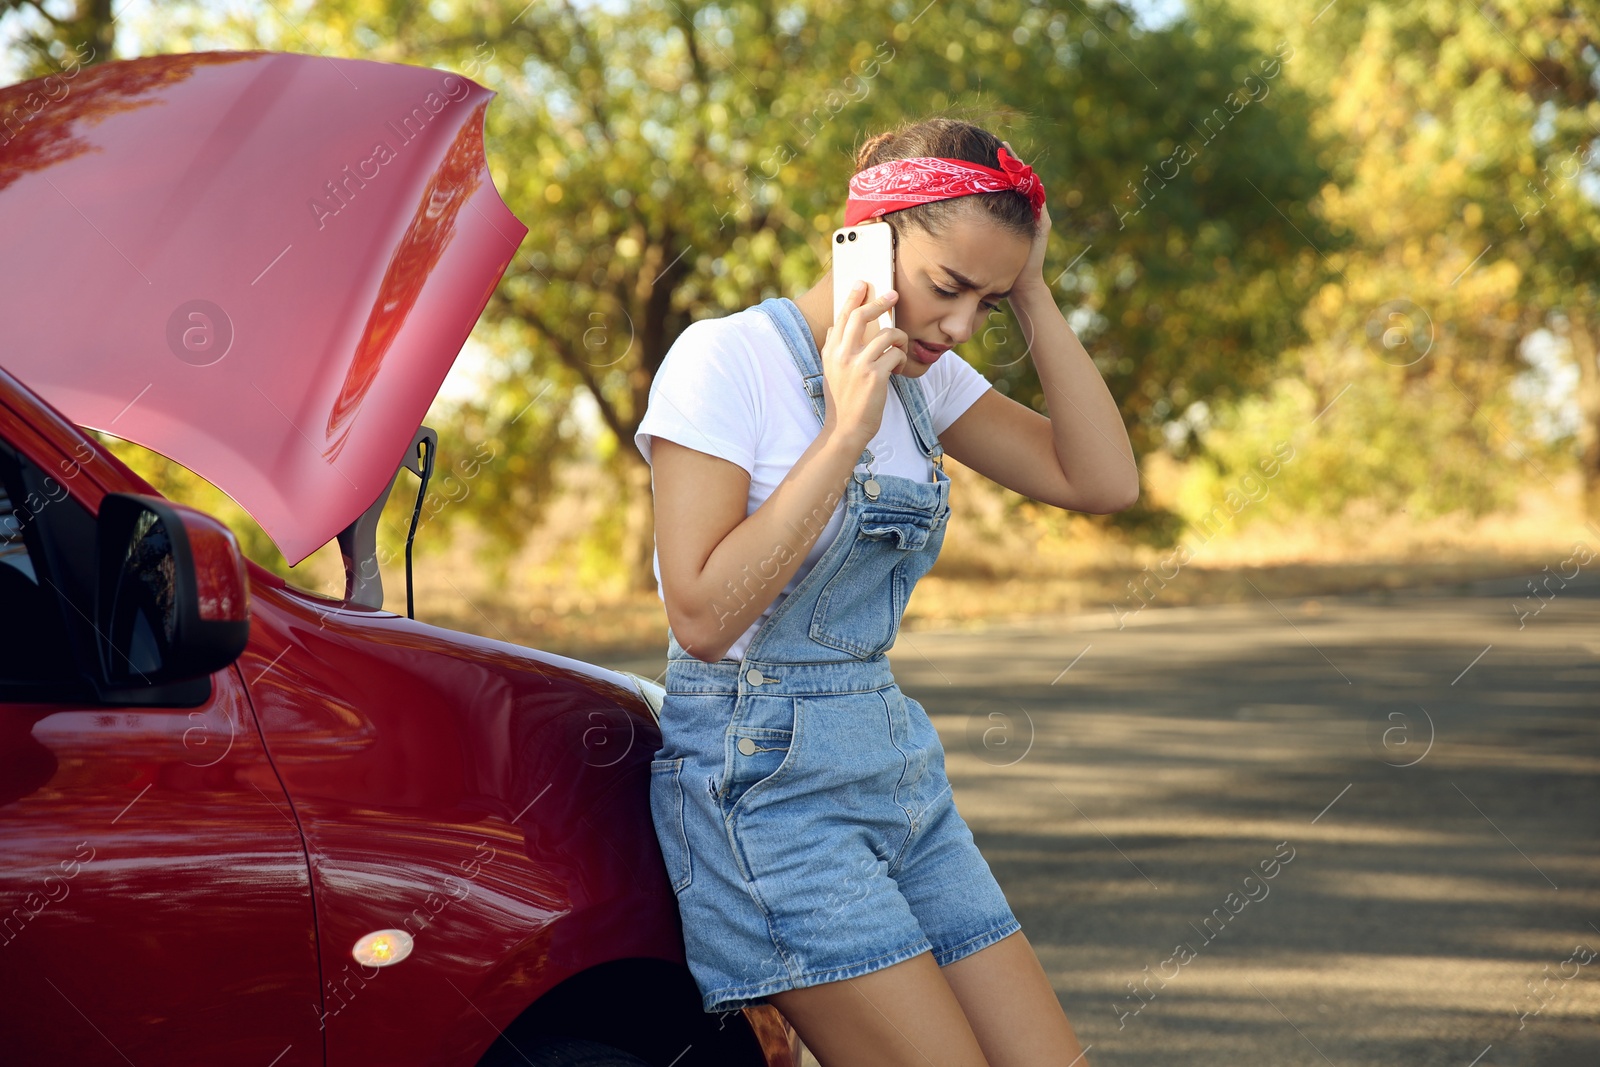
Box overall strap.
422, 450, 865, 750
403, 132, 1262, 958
752, 297, 945, 472
889, 354, 947, 472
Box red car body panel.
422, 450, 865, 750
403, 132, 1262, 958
0, 381, 327, 1063
0, 665, 327, 1064
237, 575, 683, 1063
0, 50, 527, 565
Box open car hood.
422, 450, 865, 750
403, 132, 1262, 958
0, 51, 527, 565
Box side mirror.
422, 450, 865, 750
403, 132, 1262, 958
94, 493, 250, 704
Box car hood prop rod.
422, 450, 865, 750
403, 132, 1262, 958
335, 425, 438, 616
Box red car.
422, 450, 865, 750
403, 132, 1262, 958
0, 50, 802, 1067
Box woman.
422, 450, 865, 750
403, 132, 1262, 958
634, 115, 1136, 1067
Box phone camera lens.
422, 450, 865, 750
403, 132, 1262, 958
847, 231, 857, 241
835, 233, 844, 243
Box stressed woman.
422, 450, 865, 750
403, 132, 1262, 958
633, 116, 1136, 1067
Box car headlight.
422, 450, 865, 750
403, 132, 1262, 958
620, 670, 664, 724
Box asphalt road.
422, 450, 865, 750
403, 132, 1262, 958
609, 568, 1600, 1066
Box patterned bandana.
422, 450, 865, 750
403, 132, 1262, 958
844, 145, 1047, 226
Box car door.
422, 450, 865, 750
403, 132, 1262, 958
0, 413, 325, 1065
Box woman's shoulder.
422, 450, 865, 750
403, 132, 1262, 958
638, 308, 778, 468
664, 304, 794, 383
666, 304, 766, 357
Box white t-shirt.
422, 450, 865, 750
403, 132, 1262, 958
633, 301, 992, 661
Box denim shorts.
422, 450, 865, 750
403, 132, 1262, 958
649, 651, 1023, 1014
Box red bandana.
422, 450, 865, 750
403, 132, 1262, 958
844, 145, 1047, 226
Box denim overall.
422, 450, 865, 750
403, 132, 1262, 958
648, 296, 1021, 1014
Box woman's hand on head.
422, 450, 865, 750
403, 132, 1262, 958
1002, 140, 1052, 297
820, 281, 906, 448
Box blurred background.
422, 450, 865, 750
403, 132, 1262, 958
2, 0, 1596, 659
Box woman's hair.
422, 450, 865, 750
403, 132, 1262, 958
852, 116, 1037, 243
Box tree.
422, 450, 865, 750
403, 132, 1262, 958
475, 0, 1332, 562
0, 0, 115, 81
50, 0, 1335, 590
1219, 0, 1600, 518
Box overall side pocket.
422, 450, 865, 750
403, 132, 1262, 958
648, 757, 693, 893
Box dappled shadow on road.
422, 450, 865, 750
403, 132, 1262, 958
883, 583, 1600, 1067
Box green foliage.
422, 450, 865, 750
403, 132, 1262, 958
1177, 363, 1525, 534
413, 331, 575, 571
0, 0, 115, 81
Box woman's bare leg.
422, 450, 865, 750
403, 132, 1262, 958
939, 929, 1092, 1067
768, 950, 991, 1067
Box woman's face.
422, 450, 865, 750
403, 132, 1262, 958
887, 212, 1034, 378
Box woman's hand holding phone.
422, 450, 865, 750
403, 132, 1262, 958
820, 281, 907, 448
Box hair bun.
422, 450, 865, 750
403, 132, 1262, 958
854, 131, 898, 172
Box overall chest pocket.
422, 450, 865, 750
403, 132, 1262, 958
809, 505, 944, 659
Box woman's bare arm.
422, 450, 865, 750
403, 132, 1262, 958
652, 284, 907, 663
652, 430, 865, 663
943, 197, 1137, 512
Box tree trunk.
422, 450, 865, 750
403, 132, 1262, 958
1569, 304, 1600, 520
620, 453, 657, 595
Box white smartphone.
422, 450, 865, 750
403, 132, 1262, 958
832, 222, 896, 334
